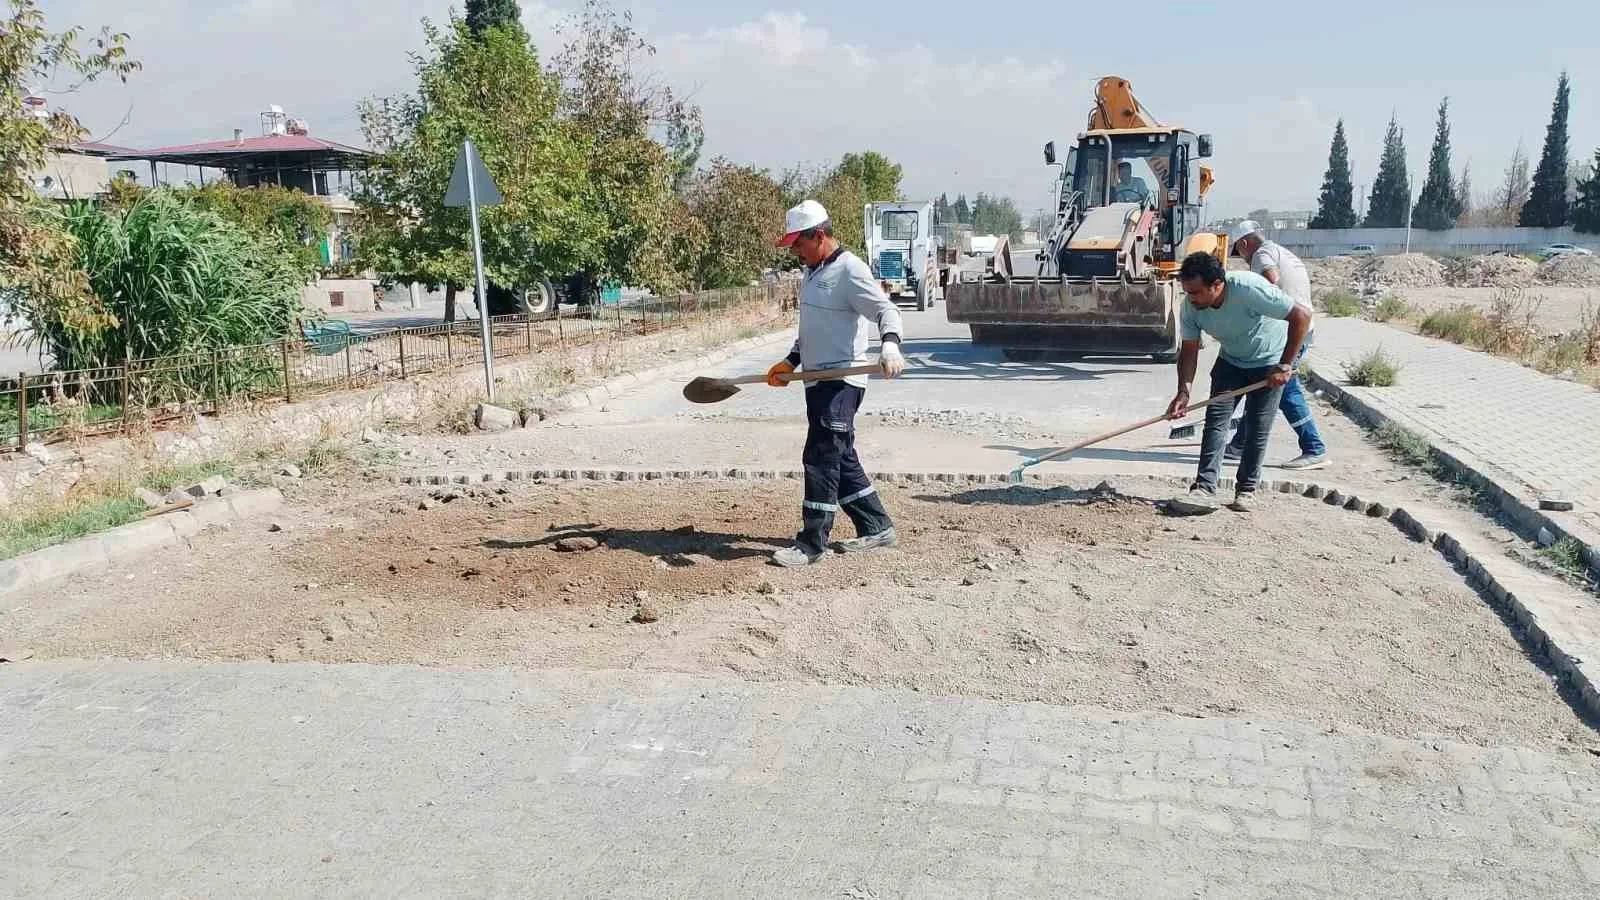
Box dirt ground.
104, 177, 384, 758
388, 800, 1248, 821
1385, 285, 1598, 334
8, 479, 1589, 750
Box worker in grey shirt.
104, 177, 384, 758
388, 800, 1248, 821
1224, 221, 1328, 470
765, 200, 906, 567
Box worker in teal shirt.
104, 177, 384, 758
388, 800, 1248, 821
1165, 252, 1312, 514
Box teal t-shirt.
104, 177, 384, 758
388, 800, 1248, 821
1179, 270, 1295, 368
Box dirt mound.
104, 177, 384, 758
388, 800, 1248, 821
1355, 253, 1445, 288
1536, 253, 1600, 287
1308, 255, 1362, 285
1445, 254, 1538, 288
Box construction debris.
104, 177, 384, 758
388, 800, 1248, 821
474, 403, 518, 432
1445, 254, 1538, 288
555, 536, 601, 553
1307, 255, 1363, 285
1355, 254, 1445, 288
1536, 254, 1600, 287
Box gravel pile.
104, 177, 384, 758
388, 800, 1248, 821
1307, 255, 1362, 285
1536, 253, 1600, 287
1355, 253, 1445, 288
1445, 254, 1538, 288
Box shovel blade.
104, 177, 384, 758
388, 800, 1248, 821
683, 376, 741, 404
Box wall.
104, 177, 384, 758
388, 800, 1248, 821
301, 278, 377, 315
34, 151, 110, 200
1263, 226, 1600, 258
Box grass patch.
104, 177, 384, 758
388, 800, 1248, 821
1373, 423, 1432, 468
299, 438, 349, 474
1342, 346, 1402, 387
138, 460, 233, 493
1372, 294, 1413, 323
0, 495, 147, 560
1540, 537, 1589, 576
1320, 290, 1364, 318
1420, 305, 1489, 345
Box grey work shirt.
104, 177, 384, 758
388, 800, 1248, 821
788, 247, 904, 389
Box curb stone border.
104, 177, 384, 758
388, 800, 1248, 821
1305, 366, 1600, 580
543, 329, 793, 413
0, 488, 284, 598
391, 466, 1600, 722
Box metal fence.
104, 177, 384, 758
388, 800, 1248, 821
1, 281, 797, 453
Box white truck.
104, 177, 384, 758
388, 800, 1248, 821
864, 201, 941, 311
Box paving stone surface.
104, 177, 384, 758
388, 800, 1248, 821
4, 660, 1599, 898
1310, 319, 1600, 538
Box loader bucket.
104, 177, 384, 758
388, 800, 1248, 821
944, 275, 1179, 357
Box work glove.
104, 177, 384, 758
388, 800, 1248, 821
766, 359, 796, 387
878, 342, 906, 379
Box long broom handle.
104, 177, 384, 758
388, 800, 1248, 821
1020, 377, 1275, 470
716, 364, 883, 387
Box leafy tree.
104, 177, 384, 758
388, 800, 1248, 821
834, 151, 902, 202
0, 0, 138, 343
1309, 119, 1358, 229
933, 193, 951, 225
1521, 72, 1571, 227
465, 0, 522, 37
683, 158, 784, 288
356, 17, 601, 321
971, 193, 1023, 240
951, 194, 971, 225
1488, 142, 1532, 226
1412, 99, 1462, 230
1574, 148, 1600, 234
552, 0, 703, 294
779, 155, 904, 255
1363, 114, 1410, 228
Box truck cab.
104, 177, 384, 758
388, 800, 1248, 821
865, 201, 938, 311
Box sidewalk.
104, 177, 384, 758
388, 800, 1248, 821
4, 660, 1597, 897
1309, 318, 1600, 547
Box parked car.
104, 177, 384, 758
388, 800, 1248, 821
1536, 243, 1594, 260
1348, 244, 1376, 257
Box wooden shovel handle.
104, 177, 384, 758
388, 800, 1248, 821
719, 363, 883, 387
1023, 377, 1275, 470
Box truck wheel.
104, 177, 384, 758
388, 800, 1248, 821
915, 283, 930, 311
521, 277, 556, 315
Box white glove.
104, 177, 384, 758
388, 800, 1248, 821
878, 341, 905, 379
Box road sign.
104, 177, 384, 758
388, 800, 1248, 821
445, 141, 503, 208
443, 139, 503, 400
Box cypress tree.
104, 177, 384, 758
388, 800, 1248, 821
1309, 120, 1357, 229
1574, 148, 1600, 234
1412, 99, 1462, 230
1363, 114, 1411, 228
466, 0, 523, 37
1521, 72, 1571, 226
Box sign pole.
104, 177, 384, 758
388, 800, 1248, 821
463, 140, 495, 401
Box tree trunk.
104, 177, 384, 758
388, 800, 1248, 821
444, 284, 457, 323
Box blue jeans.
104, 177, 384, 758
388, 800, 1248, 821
1227, 343, 1326, 457
1198, 358, 1286, 494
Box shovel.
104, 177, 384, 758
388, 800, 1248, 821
1007, 377, 1275, 483
683, 364, 882, 404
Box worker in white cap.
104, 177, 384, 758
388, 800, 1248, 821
1223, 220, 1327, 470
765, 199, 906, 567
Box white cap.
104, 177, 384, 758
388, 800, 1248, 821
777, 199, 829, 247
1227, 219, 1261, 253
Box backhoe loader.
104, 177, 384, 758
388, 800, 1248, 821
944, 76, 1226, 361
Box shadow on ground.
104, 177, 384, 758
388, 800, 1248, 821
911, 484, 1165, 508
484, 526, 791, 565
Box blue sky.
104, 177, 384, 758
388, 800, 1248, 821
49, 0, 1600, 219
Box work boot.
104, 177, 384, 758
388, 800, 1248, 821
837, 528, 898, 554
1167, 486, 1218, 515
771, 545, 826, 568
1279, 452, 1328, 471
1229, 490, 1257, 513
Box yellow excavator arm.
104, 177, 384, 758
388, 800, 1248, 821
1088, 76, 1214, 199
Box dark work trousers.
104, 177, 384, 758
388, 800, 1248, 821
1195, 358, 1286, 495
797, 380, 893, 554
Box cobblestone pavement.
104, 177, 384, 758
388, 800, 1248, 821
1309, 319, 1600, 536
5, 660, 1599, 898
